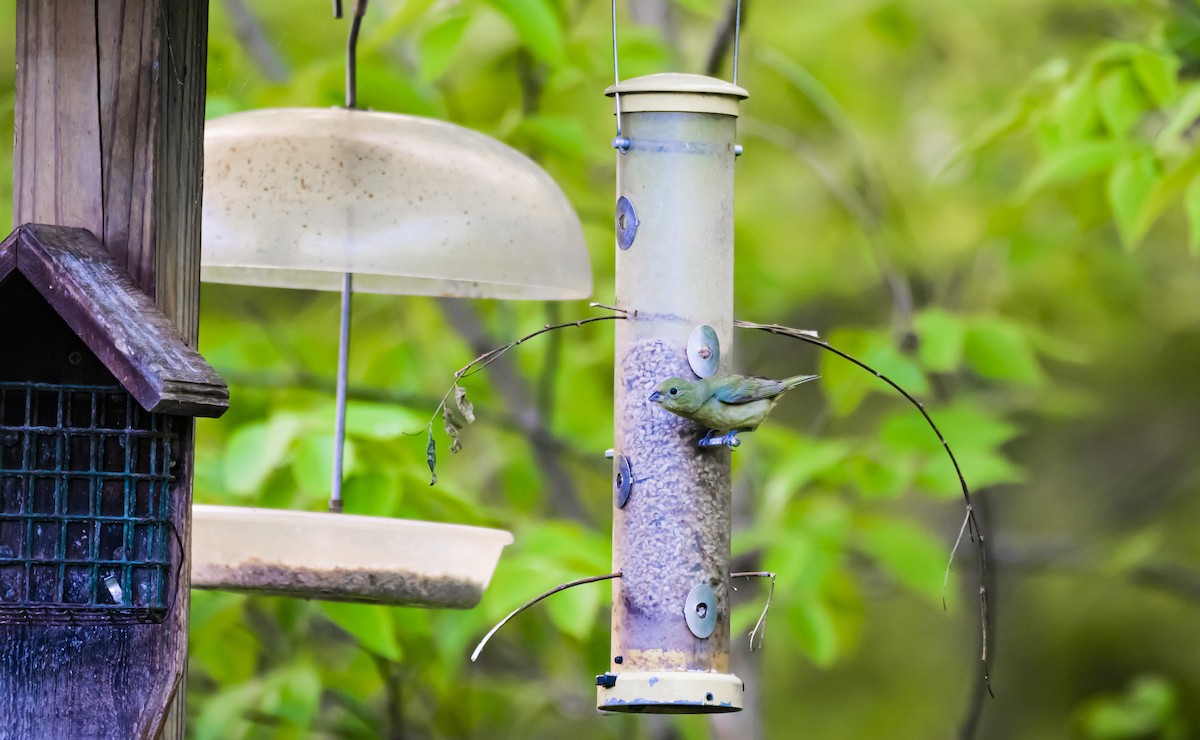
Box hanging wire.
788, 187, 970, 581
732, 0, 743, 85
328, 0, 369, 512
611, 0, 628, 151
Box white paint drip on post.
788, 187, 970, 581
600, 74, 749, 714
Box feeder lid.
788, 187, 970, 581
201, 108, 593, 300
0, 225, 229, 417
605, 73, 748, 116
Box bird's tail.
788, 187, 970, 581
782, 374, 820, 389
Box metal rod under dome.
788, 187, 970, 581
329, 0, 368, 513
329, 272, 352, 513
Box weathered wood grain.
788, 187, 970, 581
5, 2, 211, 737
3, 224, 228, 416
153, 0, 209, 346
13, 0, 105, 232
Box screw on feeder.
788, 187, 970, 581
614, 454, 633, 508
687, 325, 721, 378
616, 196, 639, 250
684, 583, 719, 639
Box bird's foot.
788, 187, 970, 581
697, 430, 742, 449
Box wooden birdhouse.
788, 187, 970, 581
0, 224, 227, 624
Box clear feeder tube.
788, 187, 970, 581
600, 74, 748, 714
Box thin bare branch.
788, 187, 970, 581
735, 318, 992, 697
732, 571, 776, 651
221, 0, 289, 83
436, 300, 590, 520
471, 573, 621, 662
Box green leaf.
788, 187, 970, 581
913, 308, 966, 372
344, 401, 426, 439
963, 318, 1043, 384
1017, 140, 1127, 199
761, 439, 852, 517
1096, 67, 1145, 138
544, 573, 602, 641
222, 415, 301, 496
856, 516, 947, 604
291, 432, 355, 498
262, 663, 323, 728
1132, 49, 1180, 107
1053, 75, 1099, 142
515, 115, 590, 160
190, 605, 260, 685
1076, 675, 1186, 740
1130, 147, 1200, 242
939, 97, 1035, 173
844, 453, 914, 499
418, 14, 470, 83
787, 596, 840, 666
820, 329, 929, 417
319, 602, 403, 661
486, 0, 564, 65
1107, 152, 1160, 249
881, 402, 1020, 458
1155, 85, 1200, 150
1186, 175, 1200, 255
426, 428, 437, 486
193, 682, 261, 740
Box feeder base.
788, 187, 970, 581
596, 670, 743, 714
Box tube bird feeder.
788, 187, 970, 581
599, 73, 748, 713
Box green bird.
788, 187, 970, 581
648, 373, 820, 448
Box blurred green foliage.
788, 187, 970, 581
3, 0, 1200, 737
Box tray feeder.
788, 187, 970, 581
191, 2, 589, 607
0, 225, 228, 625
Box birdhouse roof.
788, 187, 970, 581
0, 224, 228, 417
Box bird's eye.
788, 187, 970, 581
668, 387, 679, 396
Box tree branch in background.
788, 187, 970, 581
221, 0, 290, 83
705, 0, 748, 78
628, 0, 680, 61
743, 118, 915, 337
221, 369, 592, 461
996, 541, 1200, 605
537, 302, 563, 420
435, 300, 593, 522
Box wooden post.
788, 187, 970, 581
2, 1, 208, 736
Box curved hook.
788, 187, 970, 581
336, 0, 370, 109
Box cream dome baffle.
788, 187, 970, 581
201, 107, 591, 300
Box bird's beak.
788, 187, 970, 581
648, 390, 664, 403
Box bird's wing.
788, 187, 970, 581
710, 375, 791, 404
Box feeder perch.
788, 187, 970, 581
601, 73, 748, 714
0, 225, 228, 624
